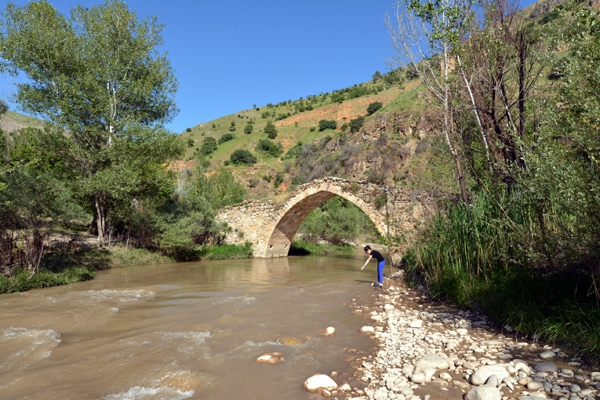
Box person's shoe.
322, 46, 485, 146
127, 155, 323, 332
372, 283, 383, 289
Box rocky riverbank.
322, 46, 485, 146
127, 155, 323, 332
305, 271, 600, 400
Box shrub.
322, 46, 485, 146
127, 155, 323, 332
229, 121, 236, 131
367, 101, 383, 115
186, 127, 192, 132
264, 121, 278, 139
200, 137, 217, 155
243, 124, 254, 134
255, 139, 283, 158
187, 138, 194, 147
319, 119, 337, 131
349, 116, 365, 133
218, 133, 234, 144
273, 172, 284, 188
374, 193, 388, 210
230, 149, 256, 165
341, 123, 348, 131
248, 178, 259, 188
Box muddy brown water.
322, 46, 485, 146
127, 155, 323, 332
0, 252, 383, 399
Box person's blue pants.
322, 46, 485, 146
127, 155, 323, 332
377, 260, 386, 284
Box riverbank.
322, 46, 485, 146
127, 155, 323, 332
0, 242, 254, 294
325, 271, 600, 400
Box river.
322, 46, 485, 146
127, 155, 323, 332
0, 252, 382, 399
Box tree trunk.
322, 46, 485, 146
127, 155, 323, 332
95, 197, 107, 247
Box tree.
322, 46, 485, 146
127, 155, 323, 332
255, 139, 283, 158
264, 121, 277, 139
230, 149, 256, 165
243, 124, 254, 134
367, 101, 383, 115
218, 133, 234, 144
319, 119, 337, 131
386, 0, 475, 204
349, 116, 365, 133
200, 136, 217, 155
372, 70, 383, 82
0, 0, 182, 245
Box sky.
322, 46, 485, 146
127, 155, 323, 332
1, 0, 539, 134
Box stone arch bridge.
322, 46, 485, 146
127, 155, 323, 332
216, 177, 435, 261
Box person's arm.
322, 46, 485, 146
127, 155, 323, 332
361, 255, 373, 270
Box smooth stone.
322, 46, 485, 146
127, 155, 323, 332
374, 388, 389, 400
304, 374, 338, 392
527, 382, 543, 390
411, 373, 425, 384
415, 354, 450, 372
339, 383, 351, 391
534, 362, 558, 373
409, 320, 423, 328
457, 328, 468, 336
256, 352, 284, 364
321, 327, 336, 336
539, 351, 556, 360
464, 385, 502, 400
518, 396, 549, 400
360, 326, 375, 333
471, 365, 509, 386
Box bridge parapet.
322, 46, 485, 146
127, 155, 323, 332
215, 177, 434, 260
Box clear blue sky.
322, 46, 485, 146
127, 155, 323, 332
2, 0, 539, 134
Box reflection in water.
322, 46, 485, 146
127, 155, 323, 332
0, 252, 378, 399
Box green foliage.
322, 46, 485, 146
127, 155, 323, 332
289, 240, 354, 255
243, 124, 254, 134
299, 197, 381, 244
187, 138, 194, 147
372, 70, 383, 82
186, 128, 192, 133
374, 193, 387, 210
218, 133, 234, 144
273, 172, 284, 188
200, 136, 217, 155
282, 141, 303, 160
318, 119, 337, 131
0, 0, 182, 245
230, 149, 256, 165
255, 139, 283, 158
200, 242, 252, 260
0, 267, 94, 294
229, 121, 236, 131
349, 116, 365, 133
264, 121, 278, 139
367, 101, 383, 115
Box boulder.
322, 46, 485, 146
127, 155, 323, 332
415, 354, 450, 372
464, 385, 502, 400
471, 365, 509, 386
304, 374, 338, 392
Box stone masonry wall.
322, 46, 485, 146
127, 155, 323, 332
215, 177, 435, 262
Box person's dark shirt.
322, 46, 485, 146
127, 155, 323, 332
370, 250, 384, 262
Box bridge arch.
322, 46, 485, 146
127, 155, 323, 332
215, 177, 434, 260
263, 183, 389, 258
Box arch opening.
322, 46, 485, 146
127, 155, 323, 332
263, 190, 385, 258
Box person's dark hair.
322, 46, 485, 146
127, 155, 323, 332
364, 245, 371, 252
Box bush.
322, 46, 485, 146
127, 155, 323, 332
200, 137, 217, 155
319, 119, 337, 131
273, 172, 284, 188
349, 116, 365, 133
187, 138, 194, 147
255, 139, 283, 158
186, 127, 192, 132
0, 267, 94, 293
201, 242, 253, 260
243, 124, 254, 134
264, 121, 278, 139
367, 101, 383, 115
230, 149, 256, 165
229, 121, 236, 131
218, 133, 234, 144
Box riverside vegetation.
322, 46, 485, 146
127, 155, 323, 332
1, 0, 600, 369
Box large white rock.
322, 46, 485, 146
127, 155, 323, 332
409, 319, 423, 328
471, 365, 509, 386
360, 326, 375, 333
304, 374, 338, 392
415, 354, 450, 372
464, 385, 502, 400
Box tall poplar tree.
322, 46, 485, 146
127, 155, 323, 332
0, 0, 183, 245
